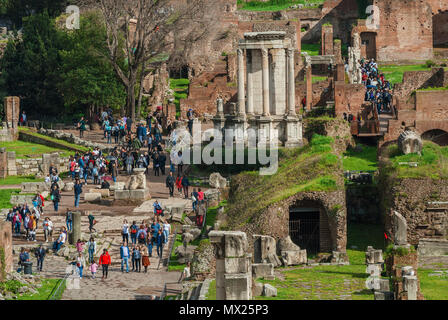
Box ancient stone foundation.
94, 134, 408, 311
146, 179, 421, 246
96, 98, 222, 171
209, 231, 252, 300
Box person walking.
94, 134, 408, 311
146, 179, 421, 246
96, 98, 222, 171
78, 117, 87, 138
132, 246, 141, 273
121, 219, 129, 245
162, 220, 171, 245
176, 174, 183, 197
35, 244, 46, 272
76, 239, 85, 254
51, 185, 61, 212
120, 241, 130, 273
76, 253, 86, 279
90, 259, 98, 279
130, 221, 138, 245
42, 217, 53, 242
74, 179, 83, 208
181, 175, 190, 199
99, 249, 111, 280
166, 171, 175, 198
86, 237, 96, 264
155, 229, 165, 258
137, 225, 147, 245
88, 213, 96, 233
141, 245, 150, 273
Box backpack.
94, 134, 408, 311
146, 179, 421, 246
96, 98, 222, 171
139, 232, 145, 240
131, 225, 138, 234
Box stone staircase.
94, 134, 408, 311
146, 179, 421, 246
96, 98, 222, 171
379, 112, 394, 135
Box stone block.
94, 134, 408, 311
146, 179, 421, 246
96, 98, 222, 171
110, 182, 125, 191
114, 190, 130, 200
253, 234, 277, 264
392, 211, 408, 246
224, 257, 250, 274
223, 273, 252, 300
209, 172, 227, 189
374, 291, 394, 300
277, 235, 301, 254
365, 248, 384, 264
266, 253, 282, 268
63, 182, 74, 192
21, 182, 50, 194
378, 279, 390, 291
84, 193, 101, 202
89, 189, 110, 198
129, 189, 150, 200
252, 263, 274, 279
224, 232, 248, 258
403, 275, 418, 300
171, 205, 185, 222
281, 249, 307, 266
262, 284, 277, 297
253, 282, 264, 297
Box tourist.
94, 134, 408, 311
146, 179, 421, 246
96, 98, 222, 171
176, 174, 183, 196
51, 184, 61, 212
186, 108, 194, 135
162, 220, 171, 244
159, 152, 166, 175
43, 217, 53, 242
178, 261, 191, 283
166, 171, 175, 197
153, 152, 160, 176
76, 239, 85, 254
122, 219, 129, 245
18, 248, 29, 273
28, 214, 36, 241
13, 211, 22, 235
141, 245, 150, 273
130, 221, 138, 245
35, 244, 46, 272
177, 151, 183, 174
137, 225, 147, 245
66, 209, 73, 232
20, 110, 27, 126
191, 188, 199, 212
120, 241, 130, 273
78, 116, 87, 138
90, 259, 98, 279
155, 229, 165, 258
74, 179, 83, 208
99, 249, 111, 280
53, 227, 67, 253
126, 152, 134, 175
86, 237, 96, 264
197, 188, 204, 206
132, 245, 141, 272
181, 174, 190, 199
88, 212, 96, 233
76, 253, 86, 279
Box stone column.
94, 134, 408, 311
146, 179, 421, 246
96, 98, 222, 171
246, 51, 254, 115
209, 231, 252, 300
261, 48, 270, 116
306, 64, 312, 111
287, 48, 296, 116
0, 148, 7, 179
237, 48, 246, 116
217, 98, 224, 115
69, 211, 82, 245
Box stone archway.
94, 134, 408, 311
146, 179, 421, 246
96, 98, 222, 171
289, 199, 332, 254
421, 129, 448, 146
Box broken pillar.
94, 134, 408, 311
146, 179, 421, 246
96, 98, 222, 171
253, 234, 277, 264
403, 275, 418, 300
392, 211, 408, 246
0, 221, 13, 280
69, 211, 82, 244
306, 63, 312, 111
209, 231, 252, 300
0, 148, 7, 179
321, 24, 334, 56
398, 131, 423, 155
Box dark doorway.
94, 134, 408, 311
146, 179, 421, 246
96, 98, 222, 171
361, 32, 377, 60
289, 207, 320, 254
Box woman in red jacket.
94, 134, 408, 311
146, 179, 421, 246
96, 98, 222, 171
99, 249, 111, 279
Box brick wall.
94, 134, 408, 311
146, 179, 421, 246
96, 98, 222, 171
0, 221, 13, 280
334, 81, 365, 116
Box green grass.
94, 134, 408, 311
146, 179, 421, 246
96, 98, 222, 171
343, 144, 378, 171
379, 64, 432, 85
302, 43, 320, 56
0, 189, 20, 209
0, 140, 74, 159
237, 0, 324, 11
169, 78, 190, 118
205, 279, 216, 300
383, 142, 448, 179
418, 269, 448, 300
17, 278, 65, 300
19, 127, 89, 154
168, 234, 185, 271
0, 175, 45, 185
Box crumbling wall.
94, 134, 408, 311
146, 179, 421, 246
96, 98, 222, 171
0, 221, 13, 281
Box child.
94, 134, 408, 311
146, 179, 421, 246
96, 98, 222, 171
76, 239, 85, 253
90, 260, 98, 279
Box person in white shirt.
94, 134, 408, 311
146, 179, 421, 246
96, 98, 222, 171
178, 261, 191, 283
42, 217, 53, 242
53, 227, 67, 253
122, 219, 129, 245
162, 220, 171, 244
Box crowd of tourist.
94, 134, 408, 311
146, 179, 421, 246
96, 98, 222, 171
8, 106, 202, 282
361, 58, 393, 115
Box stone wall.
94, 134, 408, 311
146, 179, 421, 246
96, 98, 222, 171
427, 0, 448, 45
334, 81, 366, 117
0, 221, 13, 280
382, 178, 448, 246
3, 151, 70, 177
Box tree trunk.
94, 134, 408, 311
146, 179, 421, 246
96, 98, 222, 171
137, 63, 148, 121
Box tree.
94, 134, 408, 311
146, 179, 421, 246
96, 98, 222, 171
83, 0, 220, 121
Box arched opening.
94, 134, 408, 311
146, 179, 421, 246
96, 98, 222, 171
360, 32, 377, 60
289, 200, 332, 254
421, 129, 448, 146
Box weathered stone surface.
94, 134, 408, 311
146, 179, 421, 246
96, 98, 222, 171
277, 236, 301, 254
88, 189, 110, 198
365, 247, 384, 264
126, 168, 147, 190
374, 291, 394, 300
114, 190, 130, 200
253, 281, 264, 297
209, 231, 248, 259
171, 205, 185, 222
223, 273, 252, 300
209, 172, 227, 189
63, 182, 74, 191
10, 195, 35, 206
84, 193, 101, 202
182, 233, 194, 245
224, 257, 250, 274
392, 211, 408, 246
281, 249, 307, 266
417, 238, 448, 257
175, 245, 197, 264
398, 131, 423, 155
191, 241, 215, 277
129, 189, 150, 200
110, 182, 125, 191
266, 253, 282, 268
253, 234, 277, 264
403, 275, 418, 300
21, 182, 49, 193
262, 284, 277, 297
204, 188, 221, 207
252, 263, 274, 279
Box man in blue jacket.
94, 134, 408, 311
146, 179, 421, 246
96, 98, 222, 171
120, 242, 130, 273
155, 229, 166, 257
74, 179, 83, 208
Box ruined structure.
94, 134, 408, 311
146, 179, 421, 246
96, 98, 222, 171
213, 31, 303, 147
0, 221, 13, 281
0, 96, 20, 142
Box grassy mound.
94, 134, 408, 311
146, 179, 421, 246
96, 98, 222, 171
381, 141, 448, 179
223, 134, 343, 230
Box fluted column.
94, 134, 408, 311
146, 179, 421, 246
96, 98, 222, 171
261, 48, 270, 116
237, 48, 246, 116
246, 50, 254, 115
287, 48, 296, 116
